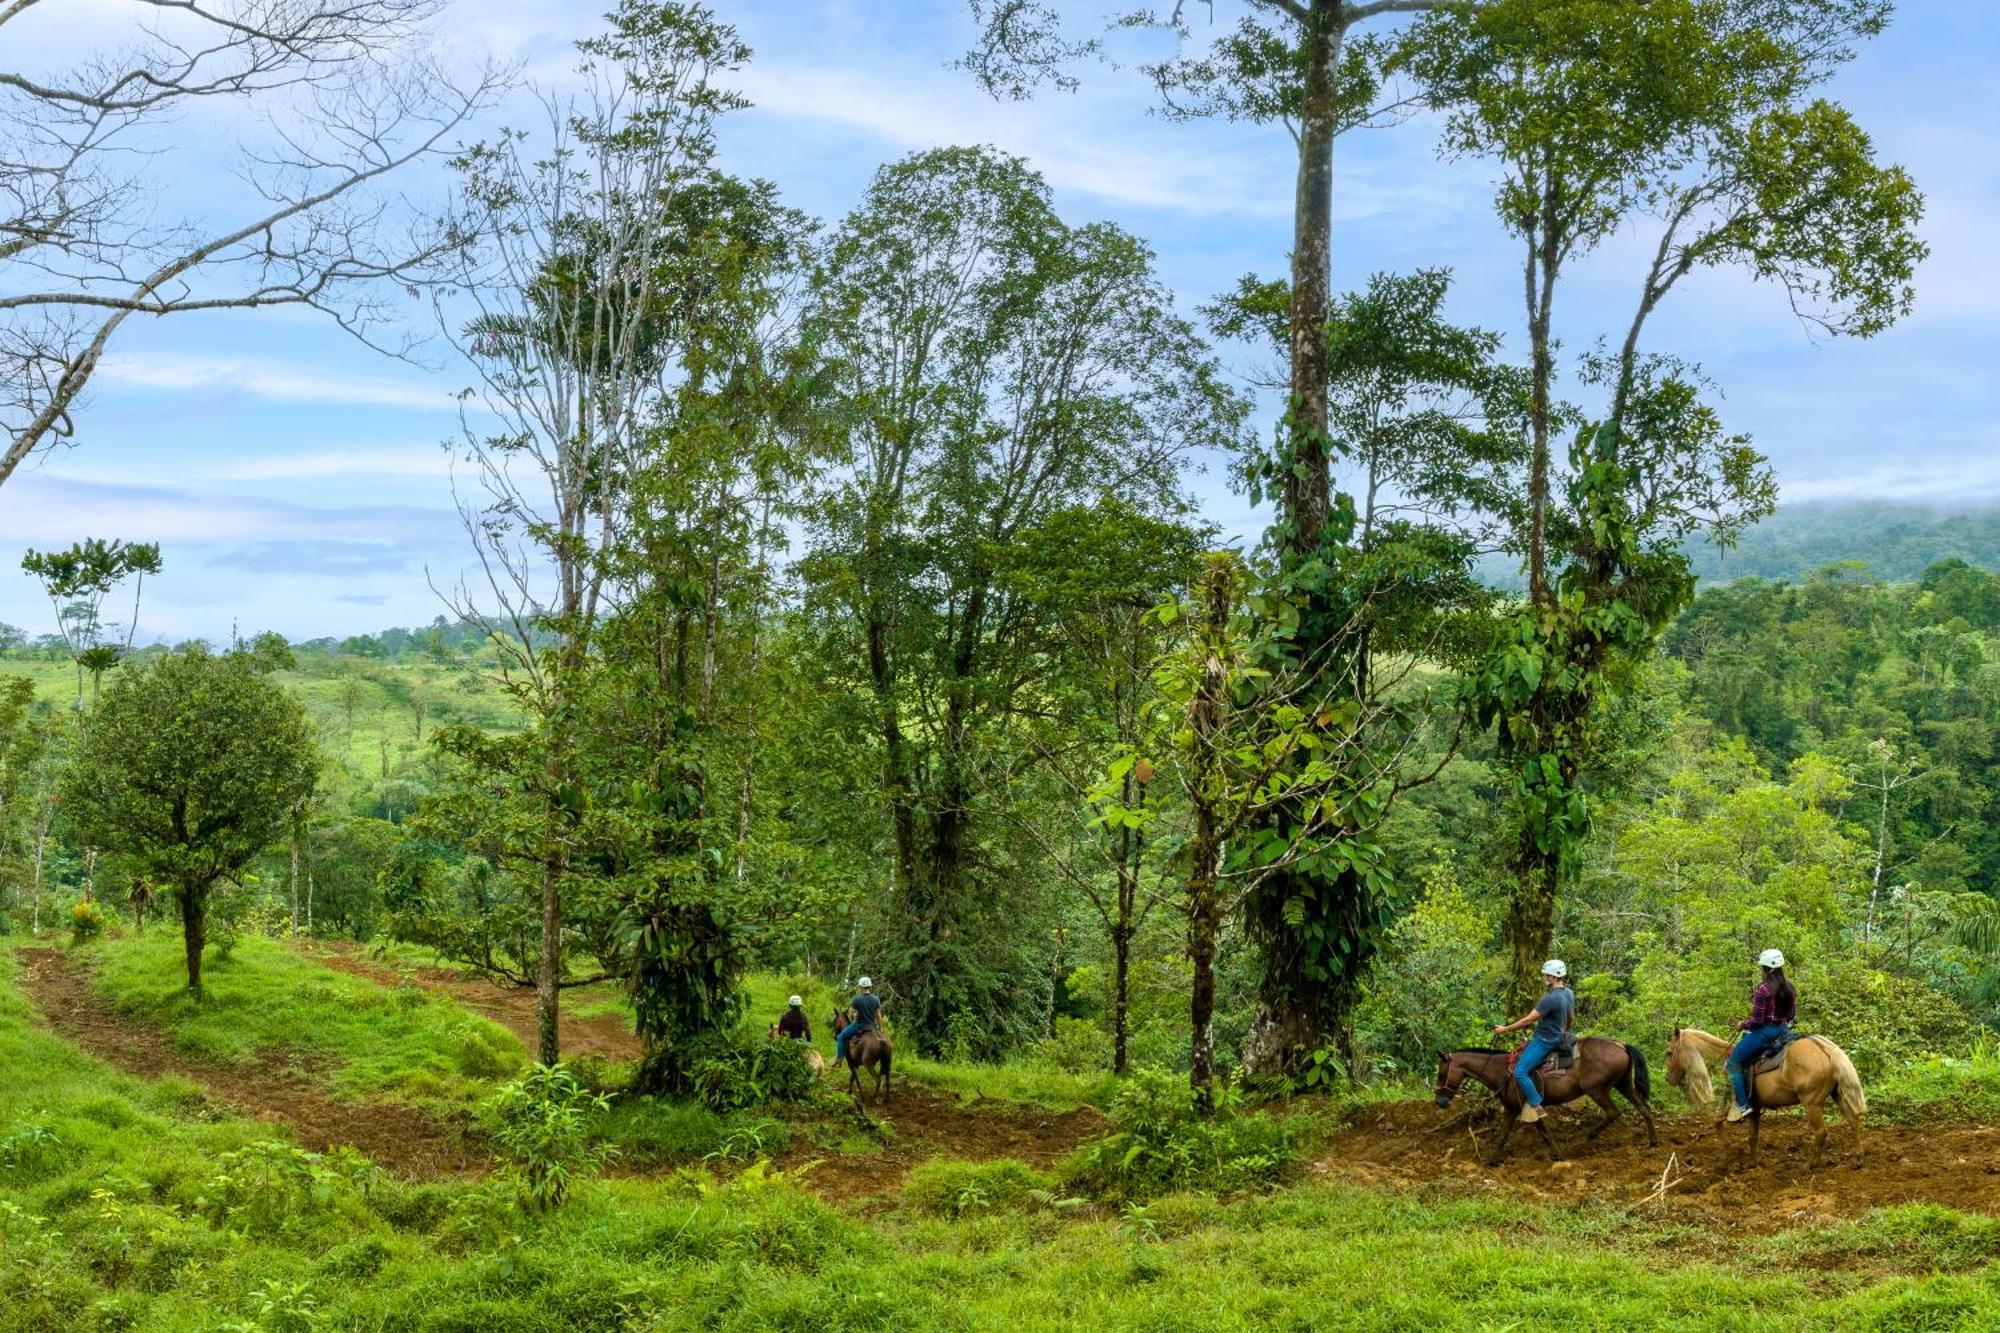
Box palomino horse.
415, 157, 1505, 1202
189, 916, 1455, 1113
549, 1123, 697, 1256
1666, 1027, 1865, 1166
1435, 1037, 1658, 1165
830, 1007, 892, 1099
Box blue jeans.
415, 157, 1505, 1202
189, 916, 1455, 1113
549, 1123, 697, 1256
1515, 1034, 1557, 1107
1729, 1024, 1789, 1108
834, 1021, 864, 1065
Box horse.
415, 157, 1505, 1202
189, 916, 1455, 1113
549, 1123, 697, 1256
1434, 1037, 1658, 1165
1666, 1026, 1865, 1167
830, 1006, 892, 1099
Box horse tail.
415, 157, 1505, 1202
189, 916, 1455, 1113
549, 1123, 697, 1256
1809, 1036, 1867, 1117
1624, 1043, 1651, 1102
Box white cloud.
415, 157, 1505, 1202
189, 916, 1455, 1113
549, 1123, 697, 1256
98, 353, 458, 412
208, 448, 458, 482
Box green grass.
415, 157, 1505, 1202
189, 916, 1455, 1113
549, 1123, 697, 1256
899, 1055, 1115, 1111
1871, 1037, 2000, 1123
8, 946, 2000, 1330
86, 931, 524, 1109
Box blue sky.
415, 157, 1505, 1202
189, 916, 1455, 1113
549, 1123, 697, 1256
3, 1, 1995, 642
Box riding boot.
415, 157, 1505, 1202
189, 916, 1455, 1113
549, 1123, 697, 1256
1518, 1103, 1544, 1124
1726, 1102, 1750, 1123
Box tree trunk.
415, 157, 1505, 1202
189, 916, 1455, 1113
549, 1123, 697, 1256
1282, 1, 1346, 560
289, 822, 302, 938
180, 886, 207, 998
30, 815, 47, 934
536, 837, 563, 1066
1186, 558, 1234, 1112
1504, 853, 1560, 1014
1112, 921, 1133, 1076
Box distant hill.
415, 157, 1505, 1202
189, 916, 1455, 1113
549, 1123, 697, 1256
1479, 500, 2000, 589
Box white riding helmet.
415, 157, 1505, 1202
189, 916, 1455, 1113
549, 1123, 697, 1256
857, 976, 873, 989
1542, 959, 1568, 979
788, 995, 803, 1007
1758, 948, 1786, 970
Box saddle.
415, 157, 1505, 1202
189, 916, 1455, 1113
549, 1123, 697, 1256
1507, 1032, 1578, 1082
1746, 1031, 1800, 1106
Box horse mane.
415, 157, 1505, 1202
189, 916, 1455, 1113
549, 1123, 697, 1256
1672, 1030, 1719, 1107
1444, 1047, 1510, 1057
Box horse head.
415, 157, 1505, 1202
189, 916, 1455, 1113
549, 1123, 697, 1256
1434, 1051, 1468, 1109
1664, 1027, 1686, 1089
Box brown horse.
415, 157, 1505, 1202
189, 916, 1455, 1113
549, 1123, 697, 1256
831, 1007, 892, 1099
1666, 1027, 1865, 1167
1435, 1037, 1658, 1165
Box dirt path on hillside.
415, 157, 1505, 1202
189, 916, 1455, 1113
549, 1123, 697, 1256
777, 1085, 1107, 1208
15, 947, 484, 1178
305, 943, 1103, 1205
1315, 1098, 2000, 1234
309, 942, 642, 1061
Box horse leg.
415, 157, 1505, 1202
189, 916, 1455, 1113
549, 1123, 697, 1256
1627, 1086, 1660, 1148
1804, 1097, 1826, 1169
1585, 1087, 1618, 1142
1747, 1110, 1761, 1167
1536, 1116, 1562, 1162
1487, 1107, 1517, 1167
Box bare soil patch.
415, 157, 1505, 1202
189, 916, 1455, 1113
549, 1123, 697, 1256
1314, 1097, 2000, 1234
781, 1080, 1107, 1208
15, 946, 483, 1178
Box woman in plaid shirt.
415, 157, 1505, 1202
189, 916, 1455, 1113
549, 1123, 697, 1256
1726, 948, 1798, 1122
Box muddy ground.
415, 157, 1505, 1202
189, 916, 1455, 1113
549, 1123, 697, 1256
1313, 1096, 2000, 1234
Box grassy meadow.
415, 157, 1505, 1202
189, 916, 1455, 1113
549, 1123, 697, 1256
5, 933, 2000, 1331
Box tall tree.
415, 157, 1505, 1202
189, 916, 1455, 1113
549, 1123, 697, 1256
60, 646, 317, 996
1404, 0, 1922, 1003
801, 145, 1245, 1053
965, 1, 1477, 1078
436, 0, 753, 1065
0, 0, 501, 485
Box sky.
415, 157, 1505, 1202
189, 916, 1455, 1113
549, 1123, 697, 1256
2, 1, 1995, 643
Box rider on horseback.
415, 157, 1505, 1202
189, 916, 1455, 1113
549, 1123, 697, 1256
1492, 960, 1573, 1124
834, 976, 882, 1067
776, 994, 811, 1041
1726, 948, 1797, 1123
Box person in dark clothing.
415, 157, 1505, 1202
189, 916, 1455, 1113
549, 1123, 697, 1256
1727, 948, 1798, 1122
1491, 960, 1574, 1124
833, 977, 882, 1066
775, 995, 811, 1041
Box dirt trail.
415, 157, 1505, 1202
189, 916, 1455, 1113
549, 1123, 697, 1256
778, 1084, 1106, 1208
306, 942, 1103, 1204
1315, 1098, 2000, 1234
309, 942, 641, 1061
15, 946, 484, 1178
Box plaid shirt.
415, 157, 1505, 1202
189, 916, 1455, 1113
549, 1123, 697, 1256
1748, 981, 1795, 1027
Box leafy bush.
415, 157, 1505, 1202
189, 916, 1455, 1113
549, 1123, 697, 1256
679, 1028, 816, 1112
903, 1158, 1064, 1217
69, 899, 105, 944
1032, 1016, 1112, 1074
486, 1063, 616, 1211
0, 1118, 62, 1178
200, 1141, 379, 1236
1059, 1067, 1299, 1201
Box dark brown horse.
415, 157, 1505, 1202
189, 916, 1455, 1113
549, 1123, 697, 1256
1434, 1037, 1658, 1164
831, 1006, 892, 1099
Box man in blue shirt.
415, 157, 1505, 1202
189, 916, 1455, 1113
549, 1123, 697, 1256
834, 976, 883, 1067
1492, 960, 1574, 1124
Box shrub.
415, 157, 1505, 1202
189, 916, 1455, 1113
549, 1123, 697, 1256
200, 1141, 378, 1236
679, 1029, 815, 1112
903, 1158, 1061, 1217
1059, 1067, 1298, 1201
1873, 1034, 2000, 1122
486, 1063, 616, 1211
1033, 1016, 1112, 1074
69, 899, 105, 944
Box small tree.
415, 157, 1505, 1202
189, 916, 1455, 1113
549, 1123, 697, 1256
20, 538, 162, 708
60, 646, 318, 995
